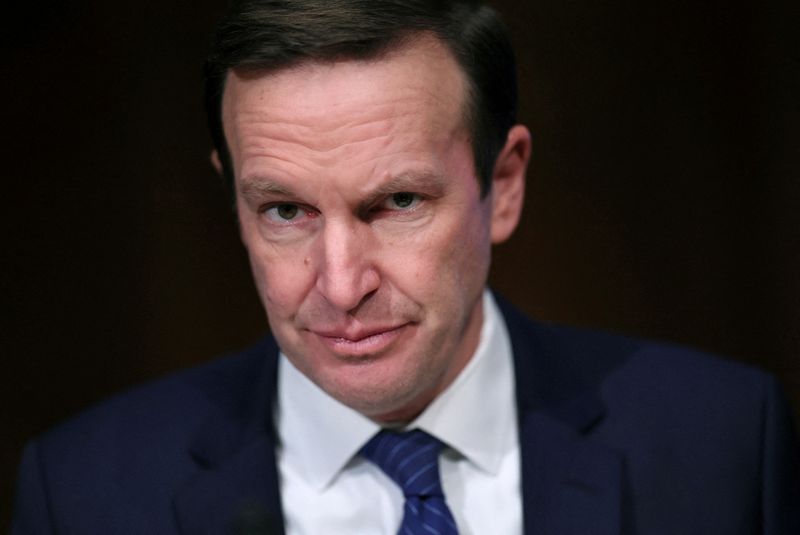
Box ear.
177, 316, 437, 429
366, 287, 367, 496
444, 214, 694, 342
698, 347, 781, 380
210, 149, 223, 175
490, 124, 531, 243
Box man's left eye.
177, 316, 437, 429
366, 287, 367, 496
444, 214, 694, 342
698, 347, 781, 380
383, 192, 422, 210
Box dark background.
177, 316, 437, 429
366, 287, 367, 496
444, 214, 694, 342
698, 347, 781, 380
3, 0, 799, 527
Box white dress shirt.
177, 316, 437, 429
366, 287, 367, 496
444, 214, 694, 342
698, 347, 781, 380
276, 291, 522, 534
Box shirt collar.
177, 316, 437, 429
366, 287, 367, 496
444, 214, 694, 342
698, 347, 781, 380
275, 290, 517, 490
412, 291, 517, 475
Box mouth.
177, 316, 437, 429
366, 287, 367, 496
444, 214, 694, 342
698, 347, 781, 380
311, 323, 411, 357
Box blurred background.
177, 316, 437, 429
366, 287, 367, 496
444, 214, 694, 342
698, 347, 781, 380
3, 0, 799, 526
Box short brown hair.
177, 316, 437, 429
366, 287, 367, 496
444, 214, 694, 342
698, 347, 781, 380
204, 0, 518, 197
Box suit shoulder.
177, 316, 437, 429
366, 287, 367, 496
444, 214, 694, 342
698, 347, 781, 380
497, 294, 774, 404
34, 335, 278, 474
14, 338, 278, 531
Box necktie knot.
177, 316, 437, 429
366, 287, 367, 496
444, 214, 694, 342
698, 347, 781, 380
361, 429, 446, 498
361, 429, 459, 534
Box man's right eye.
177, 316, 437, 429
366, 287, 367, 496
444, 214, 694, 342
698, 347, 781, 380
262, 203, 308, 223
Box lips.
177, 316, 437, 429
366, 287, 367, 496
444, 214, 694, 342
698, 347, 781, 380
310, 323, 410, 356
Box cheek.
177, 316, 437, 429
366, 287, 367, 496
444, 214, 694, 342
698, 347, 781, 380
245, 238, 314, 319
459, 214, 492, 275
387, 210, 490, 295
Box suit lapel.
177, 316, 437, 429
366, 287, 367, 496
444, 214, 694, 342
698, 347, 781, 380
518, 402, 626, 535
498, 296, 630, 535
173, 435, 284, 535
173, 338, 286, 535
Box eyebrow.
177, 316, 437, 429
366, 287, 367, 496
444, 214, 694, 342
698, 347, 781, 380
238, 170, 448, 206
363, 171, 448, 205
239, 176, 297, 203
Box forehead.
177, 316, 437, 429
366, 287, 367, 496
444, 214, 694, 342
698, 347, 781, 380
220, 35, 471, 152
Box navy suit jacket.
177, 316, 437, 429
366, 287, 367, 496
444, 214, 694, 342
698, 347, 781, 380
12, 299, 800, 534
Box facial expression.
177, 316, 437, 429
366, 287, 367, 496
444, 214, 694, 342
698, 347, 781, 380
221, 36, 527, 422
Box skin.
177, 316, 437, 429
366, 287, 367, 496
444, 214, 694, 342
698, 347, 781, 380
216, 35, 530, 423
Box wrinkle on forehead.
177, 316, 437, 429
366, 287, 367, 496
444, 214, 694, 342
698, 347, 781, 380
222, 35, 470, 156
235, 109, 400, 156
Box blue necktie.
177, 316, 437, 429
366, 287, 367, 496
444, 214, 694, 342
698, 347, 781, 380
361, 429, 459, 535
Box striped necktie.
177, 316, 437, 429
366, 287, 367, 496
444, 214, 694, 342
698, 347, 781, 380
361, 429, 459, 535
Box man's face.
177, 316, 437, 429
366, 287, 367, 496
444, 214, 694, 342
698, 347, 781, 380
221, 37, 526, 422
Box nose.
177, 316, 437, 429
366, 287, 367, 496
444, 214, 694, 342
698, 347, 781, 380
314, 219, 380, 312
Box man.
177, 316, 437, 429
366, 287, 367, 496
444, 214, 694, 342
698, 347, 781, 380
12, 1, 800, 534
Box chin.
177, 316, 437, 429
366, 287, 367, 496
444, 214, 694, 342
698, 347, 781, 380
319, 363, 433, 422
